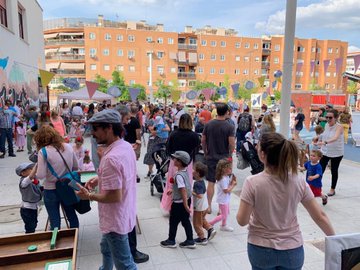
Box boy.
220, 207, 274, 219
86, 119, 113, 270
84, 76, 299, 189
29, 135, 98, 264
160, 151, 195, 249
192, 162, 216, 245
16, 162, 42, 233
301, 150, 328, 205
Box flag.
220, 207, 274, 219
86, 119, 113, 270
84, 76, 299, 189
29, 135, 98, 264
296, 62, 303, 72
258, 76, 265, 87
129, 88, 140, 102
353, 55, 360, 73
276, 77, 282, 83
85, 81, 98, 99
202, 88, 213, 100
323, 59, 330, 75
39, 69, 55, 87
186, 90, 198, 100
335, 58, 343, 74
171, 90, 181, 102
231, 83, 240, 98
272, 80, 277, 89
107, 86, 121, 97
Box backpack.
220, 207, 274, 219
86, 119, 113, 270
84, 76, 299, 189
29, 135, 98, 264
238, 113, 252, 132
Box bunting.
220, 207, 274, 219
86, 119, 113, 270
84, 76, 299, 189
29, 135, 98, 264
171, 90, 181, 102
85, 81, 99, 99
272, 80, 277, 89
186, 90, 198, 100
129, 88, 140, 102
257, 76, 265, 87
335, 58, 343, 74
244, 80, 254, 90
39, 69, 55, 87
218, 87, 227, 96
107, 86, 121, 97
323, 59, 331, 75
202, 88, 213, 101
231, 83, 240, 98
276, 77, 282, 83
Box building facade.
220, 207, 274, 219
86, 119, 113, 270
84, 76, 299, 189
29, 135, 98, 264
0, 0, 45, 106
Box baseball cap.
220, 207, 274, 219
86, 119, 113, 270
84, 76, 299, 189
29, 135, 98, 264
87, 109, 122, 124
170, 151, 190, 165
16, 162, 35, 176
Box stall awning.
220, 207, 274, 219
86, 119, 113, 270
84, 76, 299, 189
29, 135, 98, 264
178, 51, 186, 62
188, 52, 198, 63
60, 63, 85, 70
58, 47, 72, 52
46, 63, 60, 70
44, 33, 59, 39
58, 32, 84, 36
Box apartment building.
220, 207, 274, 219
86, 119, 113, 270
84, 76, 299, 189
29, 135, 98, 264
44, 16, 348, 94
346, 52, 360, 75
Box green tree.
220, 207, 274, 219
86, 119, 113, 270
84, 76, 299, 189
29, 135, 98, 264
119, 84, 146, 101
94, 74, 108, 93
191, 80, 217, 91
347, 80, 359, 94
54, 85, 72, 93
223, 74, 231, 101
309, 79, 324, 91
155, 79, 172, 106
273, 90, 281, 101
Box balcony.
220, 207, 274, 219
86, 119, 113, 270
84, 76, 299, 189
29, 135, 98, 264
261, 61, 270, 69
262, 48, 271, 55
45, 39, 85, 46
55, 69, 85, 75
178, 72, 196, 79
178, 44, 197, 50
45, 54, 85, 60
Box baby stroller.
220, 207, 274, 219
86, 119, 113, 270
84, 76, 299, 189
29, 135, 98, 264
241, 138, 264, 175
150, 143, 169, 197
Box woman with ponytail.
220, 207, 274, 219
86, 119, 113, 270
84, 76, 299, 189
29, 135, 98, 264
236, 132, 335, 270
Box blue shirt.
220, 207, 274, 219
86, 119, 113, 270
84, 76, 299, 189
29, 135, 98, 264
0, 109, 16, 129
304, 161, 323, 188
156, 123, 168, 139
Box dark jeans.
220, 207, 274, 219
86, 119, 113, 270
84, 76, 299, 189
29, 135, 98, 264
0, 128, 14, 154
247, 243, 304, 270
320, 155, 343, 190
128, 226, 137, 255
44, 189, 79, 230
20, 208, 38, 233
236, 129, 248, 152
168, 198, 193, 242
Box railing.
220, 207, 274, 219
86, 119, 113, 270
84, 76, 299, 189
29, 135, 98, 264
262, 48, 271, 55
178, 44, 197, 50
55, 70, 85, 75
261, 61, 270, 68
45, 39, 85, 46
45, 54, 85, 60
178, 72, 196, 79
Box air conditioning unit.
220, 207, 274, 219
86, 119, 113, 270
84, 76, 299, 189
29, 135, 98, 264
128, 56, 134, 60
90, 54, 97, 59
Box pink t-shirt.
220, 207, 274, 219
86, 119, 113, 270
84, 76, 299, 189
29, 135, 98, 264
97, 139, 137, 235
241, 171, 314, 250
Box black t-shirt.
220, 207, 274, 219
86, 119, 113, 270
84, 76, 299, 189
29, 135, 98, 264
203, 119, 235, 161
124, 116, 141, 144
295, 113, 305, 130
167, 129, 200, 161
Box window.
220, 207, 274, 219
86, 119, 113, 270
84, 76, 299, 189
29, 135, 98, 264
157, 51, 164, 58
315, 72, 319, 77
199, 53, 204, 60
18, 4, 25, 39
105, 33, 111, 40
117, 49, 123, 56
311, 47, 316, 53
129, 65, 135, 72
129, 80, 135, 85
244, 56, 250, 62
0, 0, 7, 27
211, 41, 216, 47
211, 54, 216, 61
274, 57, 279, 64
254, 69, 259, 75
326, 72, 331, 77
103, 49, 109, 56
117, 65, 124, 71
235, 42, 241, 48
210, 68, 215, 74
325, 83, 329, 89
90, 64, 96, 71
296, 71, 303, 77
104, 65, 110, 71
201, 40, 207, 46
89, 48, 97, 56
255, 57, 260, 62
219, 68, 225, 74
263, 43, 270, 49
295, 84, 302, 89
146, 37, 153, 43
235, 56, 240, 61
243, 69, 248, 75
89, 33, 96, 40
254, 43, 258, 49
198, 67, 204, 74
116, 34, 123, 41
189, 81, 196, 87
170, 67, 176, 73
79, 48, 85, 55
168, 38, 174, 44
157, 37, 163, 44
332, 84, 336, 89
220, 55, 225, 61
244, 43, 250, 49
316, 60, 320, 65
328, 48, 333, 53
297, 46, 305, 52
235, 69, 240, 75
220, 41, 226, 47
316, 48, 321, 53
274, 44, 280, 51
189, 38, 197, 45
157, 66, 164, 74
128, 35, 135, 42
336, 48, 339, 53
128, 50, 135, 58
334, 72, 337, 77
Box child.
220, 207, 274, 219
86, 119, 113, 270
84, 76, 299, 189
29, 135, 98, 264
160, 151, 195, 249
301, 150, 328, 205
16, 120, 26, 152
209, 159, 237, 232
311, 125, 324, 151
82, 150, 95, 171
73, 136, 85, 170
192, 162, 216, 245
16, 162, 42, 233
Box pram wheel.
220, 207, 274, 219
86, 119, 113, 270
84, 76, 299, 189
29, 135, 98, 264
150, 183, 154, 196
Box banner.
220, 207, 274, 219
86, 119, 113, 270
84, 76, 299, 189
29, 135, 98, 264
251, 94, 262, 108
323, 59, 331, 75
276, 77, 282, 83
353, 55, 360, 73
266, 86, 271, 94
107, 86, 121, 97
202, 88, 213, 101
218, 87, 227, 96
310, 60, 316, 73
186, 90, 197, 100
63, 78, 80, 90
274, 70, 282, 78
171, 90, 181, 102
272, 80, 277, 89
258, 76, 265, 87
39, 69, 55, 87
262, 92, 268, 99
335, 58, 343, 74
129, 88, 140, 102
85, 81, 99, 99
244, 80, 254, 90
296, 62, 303, 72
231, 83, 240, 98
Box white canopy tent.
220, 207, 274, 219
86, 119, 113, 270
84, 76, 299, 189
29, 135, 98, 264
57, 87, 116, 105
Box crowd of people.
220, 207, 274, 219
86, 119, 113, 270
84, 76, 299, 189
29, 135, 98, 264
1, 98, 355, 269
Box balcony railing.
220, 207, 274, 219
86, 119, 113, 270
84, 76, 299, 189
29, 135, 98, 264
45, 54, 85, 60
54, 70, 85, 75
45, 39, 85, 46
178, 44, 197, 50
178, 72, 196, 79
261, 61, 270, 68
262, 48, 271, 55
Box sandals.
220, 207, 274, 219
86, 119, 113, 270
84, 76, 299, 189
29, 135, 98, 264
322, 195, 328, 205
327, 191, 336, 197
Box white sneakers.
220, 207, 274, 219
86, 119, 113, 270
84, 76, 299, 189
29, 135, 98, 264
220, 225, 234, 232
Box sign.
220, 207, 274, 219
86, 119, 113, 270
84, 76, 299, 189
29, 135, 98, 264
63, 78, 80, 90
244, 80, 254, 90
251, 94, 262, 108
186, 90, 197, 100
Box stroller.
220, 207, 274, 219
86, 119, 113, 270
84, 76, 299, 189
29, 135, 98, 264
150, 143, 170, 197
241, 139, 264, 175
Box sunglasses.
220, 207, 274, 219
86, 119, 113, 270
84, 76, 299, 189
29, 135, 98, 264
91, 124, 103, 131
326, 116, 334, 119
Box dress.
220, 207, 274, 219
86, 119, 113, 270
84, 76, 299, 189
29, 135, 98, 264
16, 126, 26, 148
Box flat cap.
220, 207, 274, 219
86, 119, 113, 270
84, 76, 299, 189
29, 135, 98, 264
171, 150, 191, 166
16, 162, 35, 176
87, 109, 122, 124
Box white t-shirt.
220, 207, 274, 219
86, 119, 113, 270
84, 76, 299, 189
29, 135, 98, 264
173, 109, 185, 127
72, 106, 83, 116
216, 175, 231, 204
174, 171, 186, 203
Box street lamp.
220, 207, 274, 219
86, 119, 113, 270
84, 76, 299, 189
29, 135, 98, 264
147, 41, 155, 103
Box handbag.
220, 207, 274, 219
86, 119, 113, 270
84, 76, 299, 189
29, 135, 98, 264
237, 151, 249, 170
29, 151, 38, 163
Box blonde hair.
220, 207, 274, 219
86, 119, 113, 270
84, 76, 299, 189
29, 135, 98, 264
33, 125, 64, 151
262, 114, 276, 132
215, 159, 232, 181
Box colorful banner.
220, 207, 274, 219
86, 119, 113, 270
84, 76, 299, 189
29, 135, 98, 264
274, 70, 282, 78
63, 78, 80, 90
272, 80, 277, 89
323, 59, 331, 75
39, 69, 55, 87
0, 57, 9, 70
185, 90, 197, 100
335, 58, 343, 74
296, 62, 303, 72
171, 90, 181, 102
107, 86, 121, 97
310, 60, 316, 73
231, 83, 240, 98
258, 76, 265, 87
353, 55, 360, 73
266, 87, 271, 94
262, 92, 268, 99
85, 81, 99, 99
291, 92, 312, 130
218, 87, 227, 96
251, 94, 262, 108
244, 80, 254, 90
276, 77, 282, 83
202, 88, 213, 101
129, 87, 140, 102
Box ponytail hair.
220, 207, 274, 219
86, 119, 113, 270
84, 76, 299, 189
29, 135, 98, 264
259, 132, 298, 183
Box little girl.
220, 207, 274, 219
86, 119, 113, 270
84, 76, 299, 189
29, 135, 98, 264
82, 150, 95, 171
73, 136, 85, 170
209, 158, 237, 232
16, 121, 26, 152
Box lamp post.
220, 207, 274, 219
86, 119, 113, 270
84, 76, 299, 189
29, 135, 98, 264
148, 51, 154, 103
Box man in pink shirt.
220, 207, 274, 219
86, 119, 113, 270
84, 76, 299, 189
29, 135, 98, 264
76, 109, 137, 270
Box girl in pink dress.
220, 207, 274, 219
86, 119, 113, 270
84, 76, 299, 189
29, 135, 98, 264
73, 136, 85, 170
16, 121, 26, 152
82, 150, 95, 171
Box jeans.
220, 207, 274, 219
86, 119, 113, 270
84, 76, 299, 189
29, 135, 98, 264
128, 226, 137, 255
0, 128, 14, 154
99, 232, 137, 270
43, 189, 79, 230
320, 155, 343, 190
169, 198, 193, 242
236, 129, 247, 152
247, 243, 304, 270
20, 208, 38, 233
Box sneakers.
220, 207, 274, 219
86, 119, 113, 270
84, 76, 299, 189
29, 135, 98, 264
220, 225, 234, 232
179, 240, 196, 249
322, 195, 328, 205
207, 228, 217, 240
160, 239, 177, 248
194, 237, 208, 245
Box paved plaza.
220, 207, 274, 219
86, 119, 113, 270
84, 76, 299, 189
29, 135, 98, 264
0, 136, 360, 270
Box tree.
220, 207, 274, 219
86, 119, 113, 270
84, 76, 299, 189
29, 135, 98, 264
94, 74, 108, 93
55, 85, 72, 93
273, 90, 281, 101
309, 79, 324, 91
223, 74, 231, 100
155, 79, 172, 106
347, 80, 359, 94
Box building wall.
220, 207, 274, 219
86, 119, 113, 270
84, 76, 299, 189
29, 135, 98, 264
0, 0, 45, 106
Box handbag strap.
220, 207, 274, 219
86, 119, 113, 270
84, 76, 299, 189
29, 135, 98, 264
54, 147, 72, 174
41, 147, 60, 180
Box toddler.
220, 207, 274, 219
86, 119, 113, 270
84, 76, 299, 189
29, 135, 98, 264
209, 159, 237, 232
82, 150, 95, 171
73, 136, 85, 170
311, 125, 324, 151
16, 120, 26, 152
192, 162, 216, 245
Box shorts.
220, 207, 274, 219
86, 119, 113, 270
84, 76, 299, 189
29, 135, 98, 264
205, 159, 218, 183
309, 185, 322, 197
